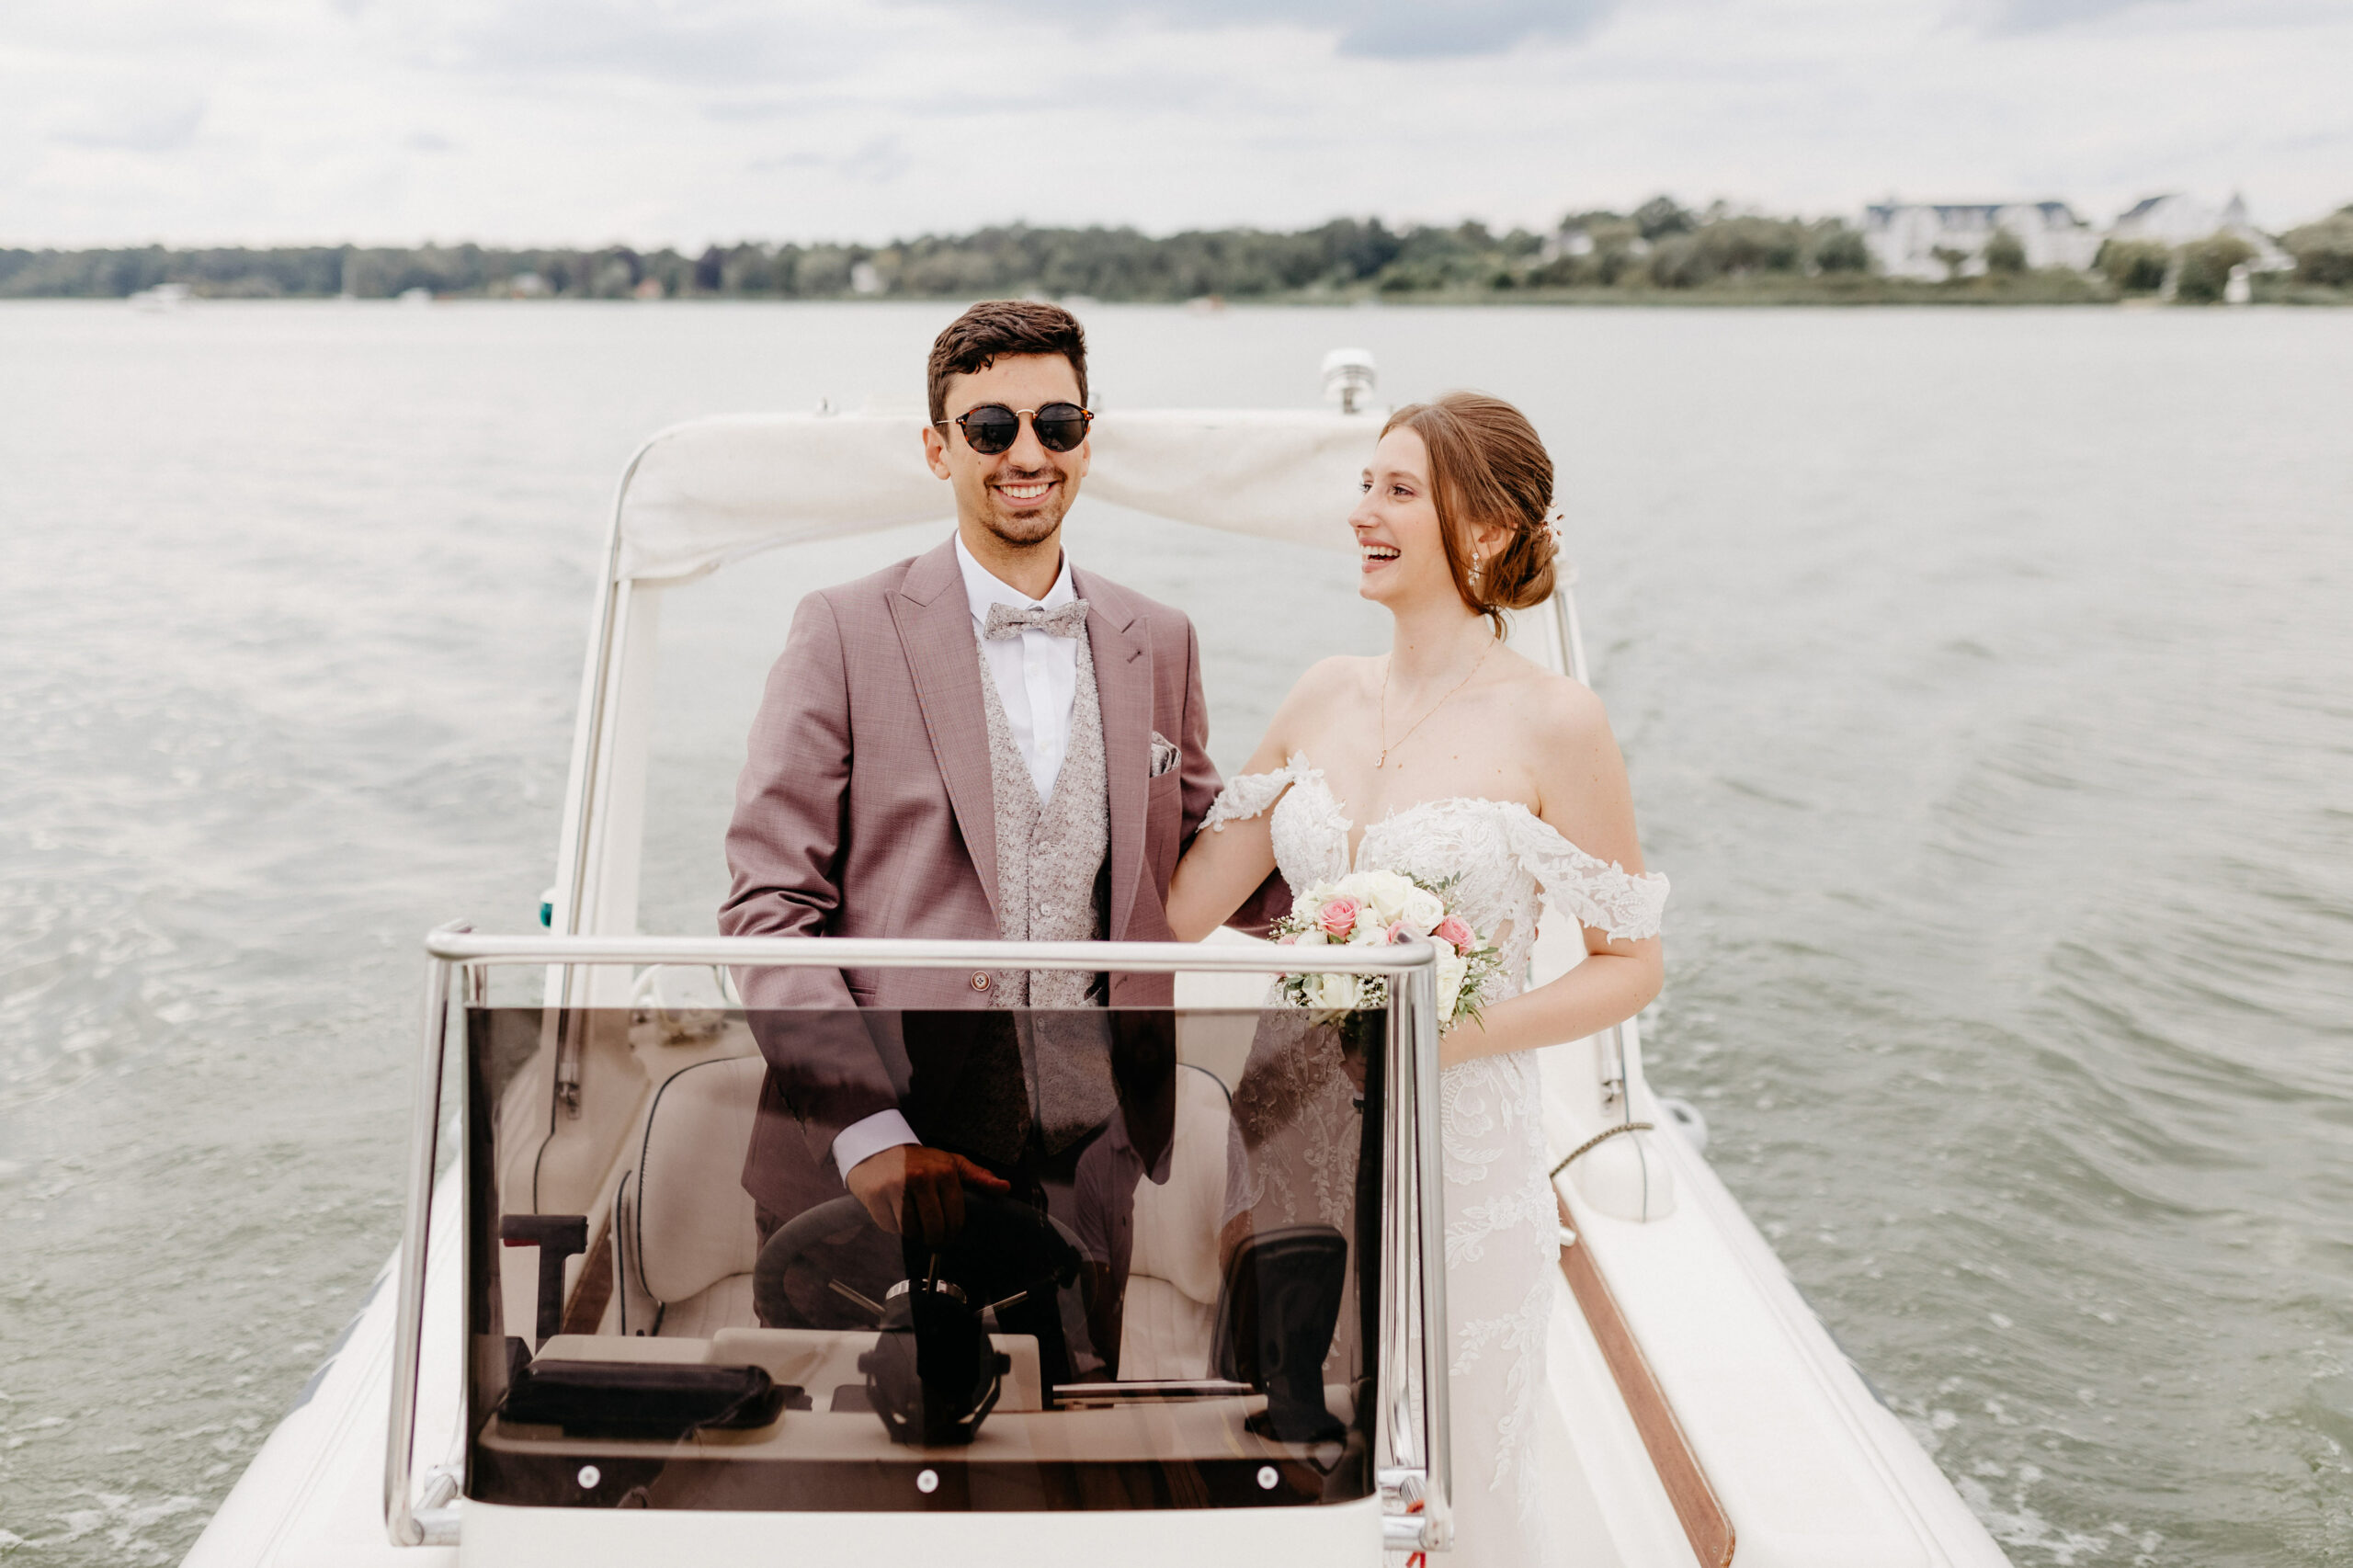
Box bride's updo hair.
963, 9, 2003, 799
1381, 392, 1559, 633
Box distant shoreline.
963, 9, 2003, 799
8, 206, 2348, 308
14, 285, 2351, 308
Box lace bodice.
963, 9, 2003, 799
1204, 754, 1667, 996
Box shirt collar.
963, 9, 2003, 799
954, 532, 1075, 626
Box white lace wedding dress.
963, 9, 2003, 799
1203, 755, 1667, 1568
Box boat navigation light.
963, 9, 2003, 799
1321, 347, 1378, 414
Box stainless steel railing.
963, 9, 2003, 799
387, 928, 1453, 1551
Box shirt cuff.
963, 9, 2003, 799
832, 1110, 920, 1179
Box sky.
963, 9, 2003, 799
2, 0, 2347, 248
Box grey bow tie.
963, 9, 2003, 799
983, 600, 1090, 640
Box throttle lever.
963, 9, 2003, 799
500, 1213, 589, 1346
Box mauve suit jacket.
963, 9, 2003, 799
720, 537, 1285, 1216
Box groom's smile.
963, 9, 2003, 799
976, 460, 1070, 541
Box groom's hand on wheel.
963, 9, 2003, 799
844, 1145, 1011, 1244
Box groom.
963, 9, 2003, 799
721, 300, 1284, 1257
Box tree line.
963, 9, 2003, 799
4, 198, 2347, 301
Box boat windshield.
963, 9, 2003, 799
465, 996, 1387, 1513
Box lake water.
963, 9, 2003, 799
0, 300, 2347, 1564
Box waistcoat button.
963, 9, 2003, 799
970, 971, 990, 992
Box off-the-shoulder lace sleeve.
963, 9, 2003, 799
1203, 756, 1313, 833
1503, 806, 1667, 942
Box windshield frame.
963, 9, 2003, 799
387, 931, 1449, 1551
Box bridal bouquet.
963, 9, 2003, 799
1272, 868, 1500, 1031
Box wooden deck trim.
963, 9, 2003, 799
1555, 1188, 1735, 1568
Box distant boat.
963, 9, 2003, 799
400, 287, 434, 307
129, 283, 191, 312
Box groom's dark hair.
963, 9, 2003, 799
926, 301, 1089, 425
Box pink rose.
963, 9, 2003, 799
1317, 897, 1363, 940
1277, 930, 1299, 944
1384, 921, 1412, 945
1432, 915, 1475, 952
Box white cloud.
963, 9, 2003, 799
946, 0, 1622, 58
0, 0, 2344, 247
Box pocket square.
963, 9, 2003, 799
1149, 731, 1181, 778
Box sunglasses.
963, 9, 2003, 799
935, 402, 1094, 456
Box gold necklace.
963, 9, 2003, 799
1376, 640, 1495, 769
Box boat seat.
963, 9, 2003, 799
1118, 1063, 1233, 1380
617, 1054, 765, 1337
615, 1052, 1234, 1357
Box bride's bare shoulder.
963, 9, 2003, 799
1257, 656, 1376, 756
1279, 655, 1380, 710
1492, 646, 1613, 751
1490, 648, 1639, 847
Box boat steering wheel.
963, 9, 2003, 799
750, 1190, 1086, 1444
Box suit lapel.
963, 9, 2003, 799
892, 540, 999, 923
1075, 567, 1151, 942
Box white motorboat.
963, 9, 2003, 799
182, 359, 2012, 1568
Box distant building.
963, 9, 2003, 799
2109, 193, 2292, 270
1862, 200, 2101, 278
850, 261, 884, 296
1540, 226, 1596, 262
2110, 192, 2234, 247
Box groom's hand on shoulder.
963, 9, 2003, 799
843, 1144, 1012, 1244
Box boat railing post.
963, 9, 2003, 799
1405, 952, 1453, 1551
1600, 1020, 1627, 1110
1378, 972, 1422, 1524
386, 923, 463, 1548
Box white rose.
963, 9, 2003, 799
1304, 971, 1360, 1011
1355, 869, 1416, 922
1351, 907, 1385, 943
1435, 951, 1470, 1020
1401, 887, 1446, 933
1294, 926, 1328, 946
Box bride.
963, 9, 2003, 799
1166, 392, 1668, 1568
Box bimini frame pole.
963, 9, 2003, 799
552, 442, 654, 957
1550, 577, 1641, 1116
384, 931, 1448, 1550
1551, 576, 1591, 689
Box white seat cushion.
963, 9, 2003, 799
650, 1272, 758, 1340
626, 1054, 764, 1312
1119, 1065, 1232, 1379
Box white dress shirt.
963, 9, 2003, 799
830, 535, 1085, 1181
956, 532, 1082, 801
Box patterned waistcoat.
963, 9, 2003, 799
954, 633, 1119, 1157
